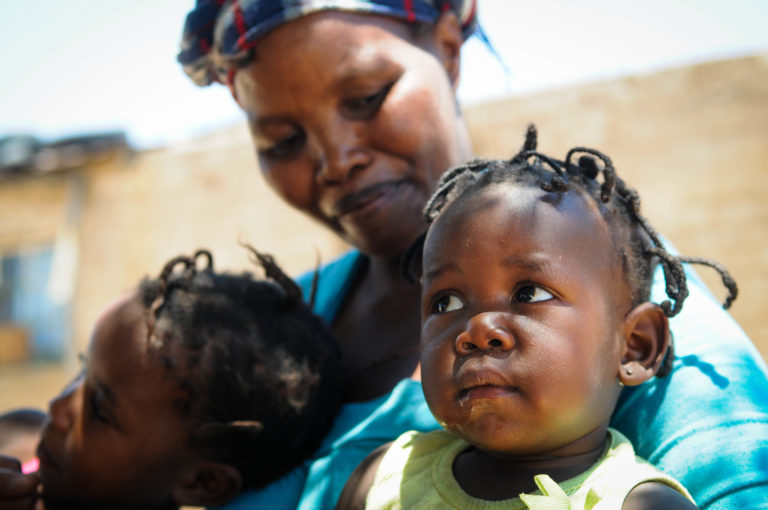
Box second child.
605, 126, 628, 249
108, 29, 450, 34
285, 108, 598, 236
0, 247, 340, 510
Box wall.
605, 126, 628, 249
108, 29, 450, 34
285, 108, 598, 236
1, 53, 766, 411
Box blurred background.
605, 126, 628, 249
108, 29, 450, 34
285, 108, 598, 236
1, 0, 767, 414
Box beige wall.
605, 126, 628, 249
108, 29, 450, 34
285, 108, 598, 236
464, 54, 768, 362
1, 54, 766, 411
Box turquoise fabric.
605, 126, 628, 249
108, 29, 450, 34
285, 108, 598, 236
611, 258, 768, 509
222, 248, 768, 510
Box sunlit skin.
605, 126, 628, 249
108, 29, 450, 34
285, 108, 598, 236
232, 11, 472, 401
235, 11, 471, 258
36, 295, 198, 510
420, 184, 635, 498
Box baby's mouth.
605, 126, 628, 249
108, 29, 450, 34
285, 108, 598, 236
456, 365, 518, 401
458, 384, 518, 401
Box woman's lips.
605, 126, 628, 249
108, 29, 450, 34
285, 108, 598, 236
333, 181, 401, 218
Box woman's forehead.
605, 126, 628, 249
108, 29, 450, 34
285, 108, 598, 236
236, 12, 421, 110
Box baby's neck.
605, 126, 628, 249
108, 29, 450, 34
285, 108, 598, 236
452, 433, 608, 501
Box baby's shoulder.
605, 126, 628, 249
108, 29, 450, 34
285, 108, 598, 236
622, 482, 698, 510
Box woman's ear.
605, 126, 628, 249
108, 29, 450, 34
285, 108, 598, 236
618, 302, 670, 386
431, 11, 462, 90
172, 462, 242, 507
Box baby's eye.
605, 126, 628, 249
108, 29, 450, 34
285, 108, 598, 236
514, 285, 554, 303
432, 294, 464, 314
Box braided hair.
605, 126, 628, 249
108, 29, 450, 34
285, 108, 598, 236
407, 125, 738, 376
138, 246, 340, 491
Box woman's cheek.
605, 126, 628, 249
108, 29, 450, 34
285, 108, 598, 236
260, 158, 315, 211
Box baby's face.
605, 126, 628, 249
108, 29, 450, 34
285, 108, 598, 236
37, 295, 196, 509
419, 183, 633, 458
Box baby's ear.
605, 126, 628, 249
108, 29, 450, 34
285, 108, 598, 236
618, 302, 670, 386
172, 462, 242, 507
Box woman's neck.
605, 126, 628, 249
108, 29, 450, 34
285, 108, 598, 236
331, 252, 423, 402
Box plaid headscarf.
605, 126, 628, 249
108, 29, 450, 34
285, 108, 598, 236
178, 0, 478, 87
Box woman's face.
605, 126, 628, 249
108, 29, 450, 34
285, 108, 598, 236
234, 11, 472, 257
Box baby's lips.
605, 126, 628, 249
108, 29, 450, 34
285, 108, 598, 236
21, 458, 39, 474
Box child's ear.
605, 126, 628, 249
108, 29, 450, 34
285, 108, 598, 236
431, 11, 462, 90
172, 462, 242, 507
618, 302, 670, 386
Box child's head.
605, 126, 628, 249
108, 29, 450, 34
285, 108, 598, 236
412, 126, 737, 458
36, 248, 340, 510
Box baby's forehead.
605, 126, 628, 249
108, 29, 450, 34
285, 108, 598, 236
440, 182, 605, 232
426, 182, 621, 267
89, 292, 149, 355
93, 291, 142, 328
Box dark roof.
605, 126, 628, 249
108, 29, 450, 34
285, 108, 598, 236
0, 132, 129, 177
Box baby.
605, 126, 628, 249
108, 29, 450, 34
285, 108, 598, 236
0, 247, 340, 510
337, 127, 737, 509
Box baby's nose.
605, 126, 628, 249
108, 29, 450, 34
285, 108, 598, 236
455, 312, 515, 355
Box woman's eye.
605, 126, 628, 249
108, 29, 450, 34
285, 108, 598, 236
432, 294, 464, 314
260, 130, 306, 160
343, 84, 392, 117
514, 285, 554, 303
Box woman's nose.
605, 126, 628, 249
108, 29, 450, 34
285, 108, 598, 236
455, 312, 516, 356
48, 379, 80, 432
317, 120, 371, 183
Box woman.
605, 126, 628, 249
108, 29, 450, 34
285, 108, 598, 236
177, 2, 768, 509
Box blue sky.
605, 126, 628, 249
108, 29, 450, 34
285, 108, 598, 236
1, 0, 767, 149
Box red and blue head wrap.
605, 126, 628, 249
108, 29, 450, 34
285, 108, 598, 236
178, 0, 478, 87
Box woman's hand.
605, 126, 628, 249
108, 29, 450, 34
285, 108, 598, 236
0, 455, 40, 510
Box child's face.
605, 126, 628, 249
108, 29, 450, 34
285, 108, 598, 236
37, 295, 196, 509
420, 184, 633, 458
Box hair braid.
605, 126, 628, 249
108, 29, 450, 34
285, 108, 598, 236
677, 256, 738, 309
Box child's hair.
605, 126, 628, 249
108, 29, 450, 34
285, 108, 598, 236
137, 246, 340, 491
405, 125, 738, 376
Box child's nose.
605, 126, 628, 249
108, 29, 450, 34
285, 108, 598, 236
48, 378, 80, 432
455, 312, 516, 355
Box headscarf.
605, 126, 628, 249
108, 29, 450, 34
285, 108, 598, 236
178, 0, 478, 87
